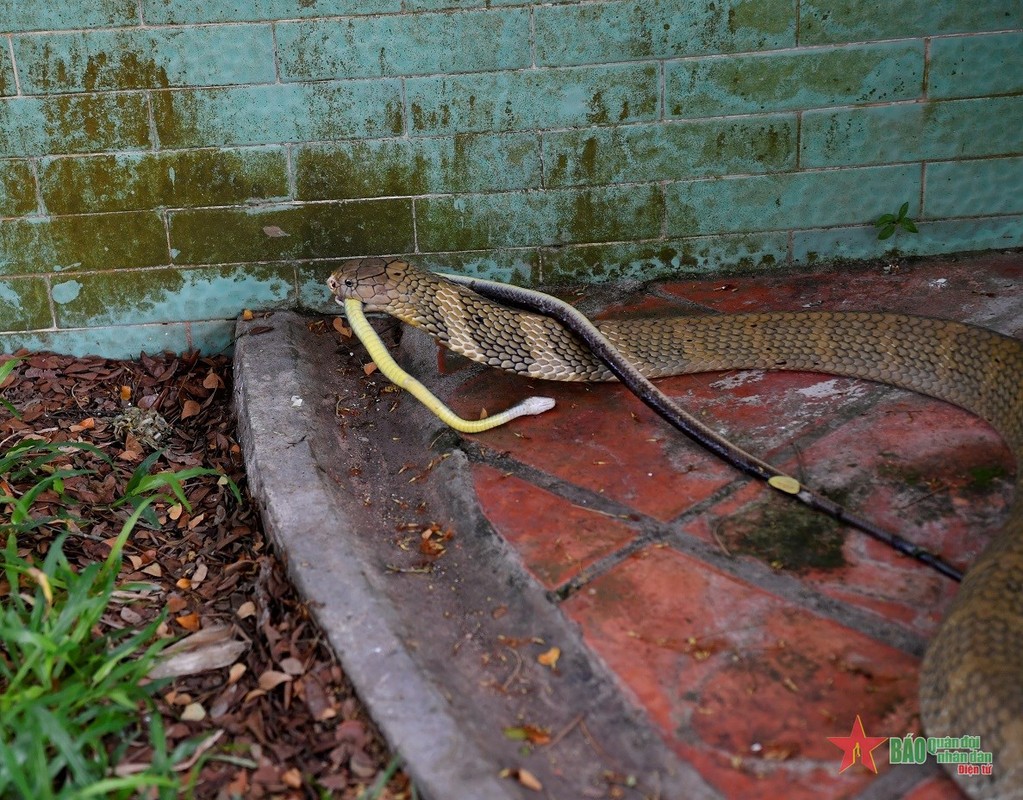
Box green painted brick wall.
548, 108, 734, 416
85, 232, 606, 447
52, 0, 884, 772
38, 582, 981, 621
1, 1, 1021, 357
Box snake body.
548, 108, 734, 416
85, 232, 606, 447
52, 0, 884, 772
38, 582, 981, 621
328, 257, 1023, 799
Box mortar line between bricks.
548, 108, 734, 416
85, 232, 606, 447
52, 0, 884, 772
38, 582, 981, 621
26, 157, 46, 215
50, 9, 1017, 41
5, 34, 21, 95
455, 440, 930, 658
8, 165, 1020, 222
40, 274, 58, 329
144, 91, 159, 150
22, 165, 973, 212
4, 102, 1014, 154
270, 21, 282, 84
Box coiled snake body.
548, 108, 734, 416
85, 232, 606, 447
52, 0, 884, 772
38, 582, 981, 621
329, 257, 1023, 799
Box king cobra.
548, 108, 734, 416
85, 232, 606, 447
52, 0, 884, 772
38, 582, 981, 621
328, 257, 1023, 799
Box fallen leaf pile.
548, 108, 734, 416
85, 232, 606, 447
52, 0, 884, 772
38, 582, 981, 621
0, 351, 411, 799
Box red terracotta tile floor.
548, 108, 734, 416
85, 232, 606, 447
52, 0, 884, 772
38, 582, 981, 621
446, 253, 1021, 799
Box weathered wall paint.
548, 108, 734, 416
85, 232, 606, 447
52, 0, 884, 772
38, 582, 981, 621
0, 1, 1021, 356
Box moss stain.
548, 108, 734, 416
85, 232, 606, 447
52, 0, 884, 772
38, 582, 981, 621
579, 136, 599, 179
586, 91, 609, 125
966, 464, 1008, 492
725, 497, 847, 573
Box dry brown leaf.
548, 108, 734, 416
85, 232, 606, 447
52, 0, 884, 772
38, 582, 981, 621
202, 371, 224, 390
149, 626, 249, 679
500, 768, 543, 792
26, 568, 52, 606
228, 663, 247, 684
181, 399, 201, 420
150, 638, 247, 679
180, 702, 206, 721
120, 606, 144, 625
350, 750, 377, 780
362, 362, 378, 376
191, 562, 208, 584
119, 433, 143, 461
537, 646, 561, 669
279, 656, 304, 676
142, 563, 163, 578
258, 669, 292, 692
175, 612, 201, 631
167, 595, 188, 614
236, 601, 256, 619
517, 769, 542, 791
332, 317, 352, 337
262, 225, 289, 238
168, 503, 183, 520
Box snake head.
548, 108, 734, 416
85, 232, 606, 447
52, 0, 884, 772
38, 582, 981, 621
326, 257, 412, 312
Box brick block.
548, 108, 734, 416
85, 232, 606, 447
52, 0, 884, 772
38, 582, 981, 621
801, 97, 1023, 167
406, 64, 657, 135
141, 0, 398, 25
0, 160, 37, 216
926, 157, 1023, 218
0, 277, 51, 332
535, 0, 795, 66
541, 233, 789, 282
543, 117, 796, 187
0, 93, 150, 157
153, 81, 404, 148
0, 211, 168, 274
295, 133, 540, 200
52, 264, 295, 327
666, 42, 923, 118
0, 1, 137, 33
40, 147, 288, 215
277, 9, 530, 80
665, 165, 920, 235
929, 32, 1023, 99
799, 0, 1023, 45
168, 200, 414, 264
416, 186, 663, 251
14, 25, 276, 94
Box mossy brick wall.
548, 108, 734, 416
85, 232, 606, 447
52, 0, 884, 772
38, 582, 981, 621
1, 1, 1022, 357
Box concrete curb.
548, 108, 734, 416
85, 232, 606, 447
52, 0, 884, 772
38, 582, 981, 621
233, 313, 520, 800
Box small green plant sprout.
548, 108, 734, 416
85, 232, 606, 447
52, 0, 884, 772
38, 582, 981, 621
0, 355, 25, 417
875, 202, 919, 240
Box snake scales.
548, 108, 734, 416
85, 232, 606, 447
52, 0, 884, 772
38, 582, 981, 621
328, 257, 1023, 799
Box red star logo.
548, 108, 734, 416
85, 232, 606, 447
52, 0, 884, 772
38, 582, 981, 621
827, 715, 888, 773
